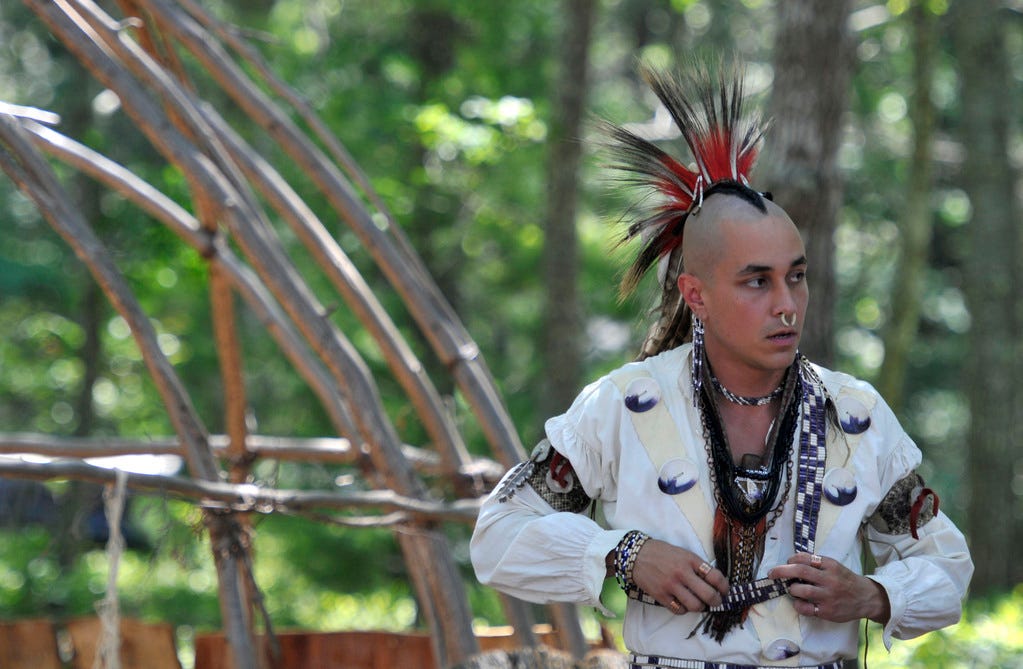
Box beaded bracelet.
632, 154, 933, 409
613, 530, 650, 592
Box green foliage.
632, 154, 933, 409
865, 587, 1023, 668
252, 514, 418, 631
0, 498, 418, 634
0, 501, 221, 623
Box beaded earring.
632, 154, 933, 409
691, 317, 705, 405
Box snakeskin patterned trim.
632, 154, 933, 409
868, 471, 938, 535
495, 439, 592, 513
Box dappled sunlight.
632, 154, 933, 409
836, 326, 885, 375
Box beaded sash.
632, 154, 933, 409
793, 359, 829, 555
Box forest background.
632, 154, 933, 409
0, 0, 1020, 667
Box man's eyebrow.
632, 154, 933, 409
737, 256, 807, 275
737, 263, 771, 275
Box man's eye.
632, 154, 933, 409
746, 277, 767, 288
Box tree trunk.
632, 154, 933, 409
763, 0, 854, 366
876, 2, 937, 414
542, 0, 596, 417
949, 0, 1023, 595
406, 6, 467, 385
540, 2, 598, 657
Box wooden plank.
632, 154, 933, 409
196, 630, 437, 669
0, 619, 61, 669
65, 617, 181, 669
476, 625, 562, 652
194, 627, 614, 669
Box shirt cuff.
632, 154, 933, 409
865, 574, 901, 649
587, 528, 631, 614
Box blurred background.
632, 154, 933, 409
0, 0, 1020, 666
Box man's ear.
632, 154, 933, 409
677, 272, 707, 319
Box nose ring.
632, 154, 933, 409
780, 313, 796, 327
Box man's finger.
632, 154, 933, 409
672, 584, 704, 613
686, 573, 724, 608
786, 580, 825, 604
700, 565, 730, 594
769, 562, 824, 584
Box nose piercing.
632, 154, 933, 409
780, 313, 796, 327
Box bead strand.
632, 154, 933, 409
614, 530, 650, 592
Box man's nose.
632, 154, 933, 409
774, 284, 798, 315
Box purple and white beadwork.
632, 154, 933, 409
764, 638, 801, 661
657, 457, 698, 495
837, 396, 871, 434
624, 377, 661, 413
823, 467, 858, 506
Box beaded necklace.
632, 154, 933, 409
701, 365, 798, 524
710, 374, 784, 407
694, 357, 799, 641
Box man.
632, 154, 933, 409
471, 62, 972, 668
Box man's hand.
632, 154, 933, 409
768, 552, 891, 624
630, 539, 729, 614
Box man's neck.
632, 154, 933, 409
714, 395, 780, 463
704, 355, 788, 399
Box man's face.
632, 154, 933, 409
682, 200, 808, 383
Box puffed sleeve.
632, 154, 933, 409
862, 398, 973, 648
470, 377, 630, 607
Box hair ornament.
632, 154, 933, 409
600, 59, 768, 298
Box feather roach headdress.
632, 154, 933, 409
601, 61, 769, 298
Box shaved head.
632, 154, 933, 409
682, 194, 799, 280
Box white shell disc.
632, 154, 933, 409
624, 377, 661, 413
545, 468, 574, 493
657, 457, 698, 495
823, 467, 858, 506
837, 395, 871, 434
763, 637, 801, 661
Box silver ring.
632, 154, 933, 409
813, 603, 820, 617
668, 598, 683, 614
810, 553, 823, 568
698, 562, 713, 577
781, 312, 796, 327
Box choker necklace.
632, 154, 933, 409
710, 375, 784, 406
